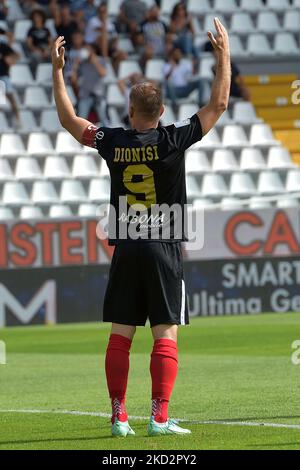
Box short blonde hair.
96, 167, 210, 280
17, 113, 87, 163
130, 82, 163, 120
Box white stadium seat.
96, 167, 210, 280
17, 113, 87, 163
108, 107, 123, 127
230, 13, 255, 34
19, 111, 39, 133
221, 198, 244, 211
257, 12, 282, 33
3, 182, 30, 206
277, 196, 299, 208
223, 125, 249, 147
240, 0, 266, 11
274, 33, 299, 55
204, 14, 228, 32
15, 157, 43, 181
118, 60, 142, 80
99, 161, 110, 178
55, 132, 83, 155
212, 150, 239, 173
266, 0, 290, 11
72, 156, 99, 179
78, 204, 99, 218
161, 105, 176, 127
161, 0, 178, 15
20, 206, 44, 220
7, 0, 25, 21
41, 110, 63, 133
24, 87, 50, 109
0, 207, 15, 220
145, 59, 164, 82
196, 128, 221, 149
0, 134, 26, 157
10, 64, 33, 86
44, 157, 71, 180
240, 148, 267, 172
27, 133, 54, 156
230, 173, 257, 197
247, 34, 273, 56
89, 178, 111, 203
49, 205, 73, 219
107, 84, 126, 107
286, 170, 300, 192
249, 198, 273, 209
0, 112, 11, 132
0, 159, 14, 181
199, 56, 215, 81
32, 181, 59, 205
178, 104, 198, 122
193, 199, 215, 209
258, 171, 285, 195
214, 0, 238, 13
14, 19, 31, 42
185, 151, 211, 174
186, 175, 202, 200
229, 35, 246, 57
268, 147, 295, 170
233, 102, 260, 125
284, 11, 300, 32
108, 0, 123, 16
36, 63, 53, 85
250, 124, 277, 147
202, 174, 228, 199
60, 181, 87, 204
188, 0, 211, 15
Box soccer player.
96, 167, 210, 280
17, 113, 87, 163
52, 18, 231, 437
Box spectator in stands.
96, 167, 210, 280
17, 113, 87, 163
169, 2, 197, 58
53, 3, 80, 49
117, 0, 148, 40
0, 20, 13, 45
163, 47, 204, 109
139, 4, 173, 68
204, 41, 251, 102
26, 9, 52, 62
79, 0, 97, 23
0, 0, 8, 21
64, 30, 89, 91
71, 43, 108, 125
0, 42, 20, 127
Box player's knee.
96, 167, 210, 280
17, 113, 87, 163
152, 324, 178, 343
111, 323, 136, 340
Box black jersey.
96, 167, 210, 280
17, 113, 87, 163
83, 114, 202, 245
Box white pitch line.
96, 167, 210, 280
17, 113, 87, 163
1, 409, 300, 430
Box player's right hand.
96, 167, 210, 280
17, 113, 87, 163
52, 36, 66, 70
207, 18, 230, 57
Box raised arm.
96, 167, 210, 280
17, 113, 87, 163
197, 18, 231, 136
52, 36, 94, 144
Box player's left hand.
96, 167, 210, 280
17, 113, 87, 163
207, 18, 230, 58
52, 36, 66, 70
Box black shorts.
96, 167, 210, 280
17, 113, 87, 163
103, 242, 189, 328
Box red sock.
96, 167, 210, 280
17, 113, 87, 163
150, 338, 178, 423
105, 334, 132, 423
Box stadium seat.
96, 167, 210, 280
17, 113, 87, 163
60, 180, 87, 204
229, 35, 246, 57
7, 0, 25, 21
15, 157, 43, 181
10, 64, 33, 86
221, 198, 244, 211
185, 151, 211, 174
240, 0, 266, 11
27, 133, 54, 156
0, 207, 15, 220
201, 174, 228, 199
145, 59, 164, 82
249, 197, 273, 209
0, 134, 26, 157
44, 157, 71, 180
107, 84, 126, 107
99, 161, 110, 178
193, 198, 215, 209
214, 0, 238, 13
0, 112, 11, 132
186, 175, 202, 200
199, 56, 215, 81
212, 150, 239, 173
0, 159, 14, 181
24, 87, 50, 109
257, 12, 282, 33
89, 178, 111, 203
250, 124, 278, 147
20, 206, 44, 219
19, 111, 39, 133
55, 132, 83, 156
108, 107, 123, 127
72, 156, 99, 179
267, 147, 295, 170
41, 110, 63, 133
14, 19, 31, 42
161, 105, 176, 127
274, 33, 299, 55
276, 195, 299, 208
49, 205, 73, 219
118, 37, 135, 55
203, 14, 228, 32
161, 0, 178, 15
215, 111, 232, 128
32, 181, 59, 206
195, 128, 221, 149
247, 34, 273, 56
222, 125, 249, 147
2, 182, 30, 206
118, 60, 142, 80
257, 171, 285, 195
233, 102, 260, 125
266, 0, 290, 11
36, 63, 53, 86
283, 11, 300, 32
178, 104, 198, 122
108, 0, 123, 16
286, 170, 300, 192
188, 0, 211, 15
78, 204, 99, 217
51, 86, 77, 107
230, 13, 255, 34
240, 148, 267, 172
230, 173, 257, 197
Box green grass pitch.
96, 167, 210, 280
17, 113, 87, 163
0, 313, 300, 450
